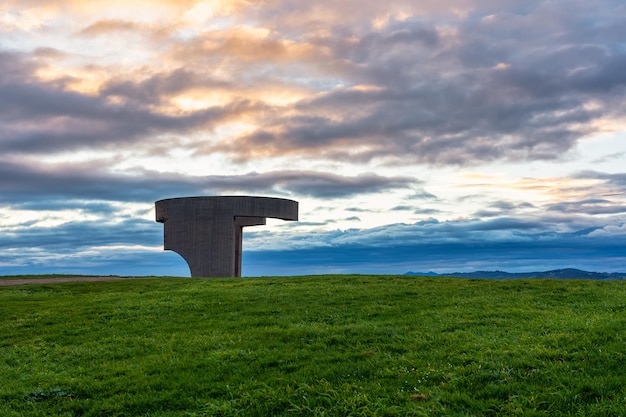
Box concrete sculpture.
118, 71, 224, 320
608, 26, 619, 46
155, 196, 298, 277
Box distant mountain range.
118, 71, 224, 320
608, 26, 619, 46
404, 268, 626, 280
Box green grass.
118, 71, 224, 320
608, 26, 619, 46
0, 274, 97, 280
1, 275, 626, 416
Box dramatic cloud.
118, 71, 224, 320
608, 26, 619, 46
4, 1, 625, 163
0, 158, 416, 204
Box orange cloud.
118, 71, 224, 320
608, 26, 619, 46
168, 26, 327, 66
78, 19, 143, 36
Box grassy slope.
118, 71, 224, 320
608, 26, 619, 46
1, 275, 625, 416
0, 275, 94, 280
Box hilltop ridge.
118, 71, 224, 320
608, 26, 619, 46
404, 268, 626, 279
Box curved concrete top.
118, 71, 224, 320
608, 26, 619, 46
155, 196, 298, 222
155, 196, 298, 277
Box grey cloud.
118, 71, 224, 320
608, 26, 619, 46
207, 2, 626, 165
238, 171, 416, 198
284, 214, 613, 251
0, 50, 259, 155
244, 211, 626, 274
100, 69, 234, 107
547, 199, 626, 215
293, 221, 332, 227
0, 218, 159, 252
474, 201, 536, 217
492, 47, 626, 101
6, 1, 626, 166
0, 216, 186, 276
391, 205, 442, 216
11, 200, 120, 216
474, 210, 505, 218
345, 207, 372, 213
490, 201, 535, 211
0, 160, 418, 204
593, 152, 626, 164
216, 78, 601, 164
245, 235, 626, 275
0, 160, 202, 203
576, 171, 626, 189
184, 170, 417, 199
0, 84, 254, 155
413, 208, 443, 216
407, 190, 438, 200
330, 20, 440, 66
0, 51, 37, 84
32, 47, 68, 59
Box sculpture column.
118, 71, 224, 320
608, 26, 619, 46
233, 216, 266, 277
155, 196, 298, 277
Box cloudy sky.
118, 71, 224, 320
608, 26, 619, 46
1, 0, 625, 276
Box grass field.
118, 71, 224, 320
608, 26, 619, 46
0, 275, 94, 280
1, 275, 626, 416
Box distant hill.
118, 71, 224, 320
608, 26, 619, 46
404, 268, 626, 280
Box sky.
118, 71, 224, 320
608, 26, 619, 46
1, 0, 626, 276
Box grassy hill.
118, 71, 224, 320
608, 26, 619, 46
1, 275, 626, 416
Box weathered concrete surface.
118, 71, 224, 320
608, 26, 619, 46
155, 196, 298, 277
